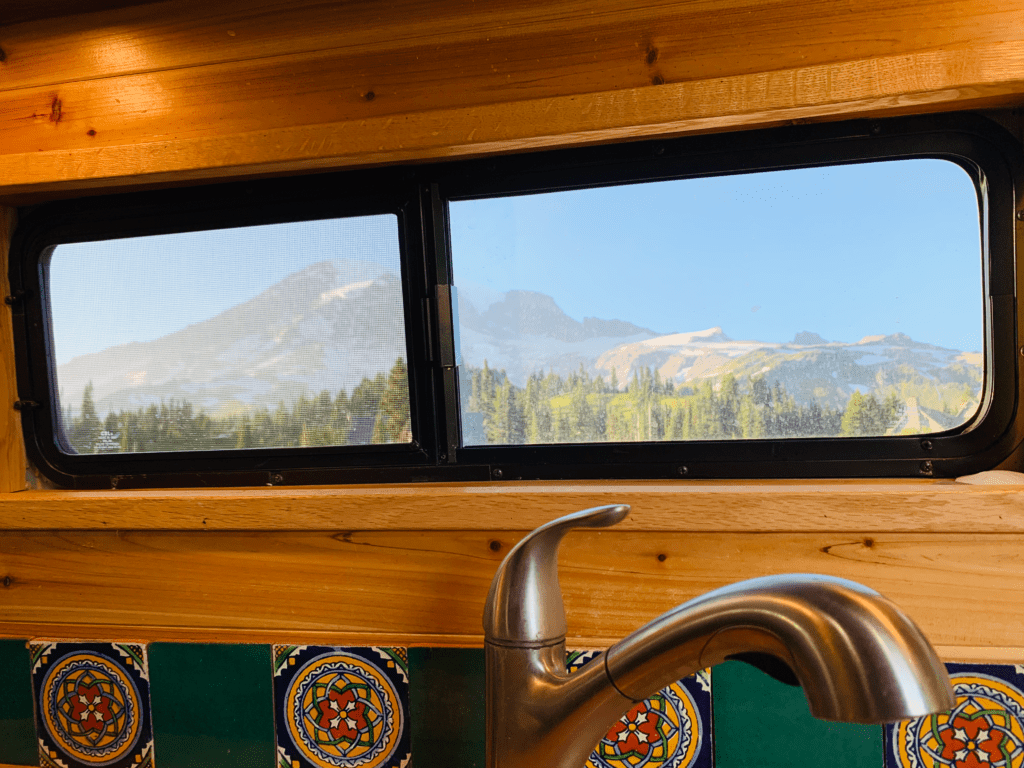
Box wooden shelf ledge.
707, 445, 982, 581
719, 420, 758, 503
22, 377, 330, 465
1, 478, 1022, 532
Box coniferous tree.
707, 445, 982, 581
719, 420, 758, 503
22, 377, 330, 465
372, 359, 412, 443
69, 382, 102, 453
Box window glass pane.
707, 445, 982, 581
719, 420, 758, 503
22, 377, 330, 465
49, 215, 411, 454
451, 159, 983, 445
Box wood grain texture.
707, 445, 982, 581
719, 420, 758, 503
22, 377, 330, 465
0, 207, 26, 493
1, 480, 1023, 531
0, 530, 1019, 651
2, 0, 1016, 94
1, 33, 1022, 196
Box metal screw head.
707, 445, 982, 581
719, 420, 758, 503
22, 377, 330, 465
921, 440, 933, 451
919, 461, 933, 475
270, 473, 284, 485
677, 465, 689, 476
1017, 210, 1024, 221
492, 468, 503, 479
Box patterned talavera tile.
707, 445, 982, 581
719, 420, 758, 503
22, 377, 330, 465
29, 641, 154, 768
567, 650, 713, 768
273, 645, 410, 768
884, 662, 1024, 768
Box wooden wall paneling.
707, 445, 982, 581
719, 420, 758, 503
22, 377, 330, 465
0, 8, 1023, 195
8, 31, 1024, 159
0, 530, 1019, 654
1, 0, 1017, 94
1, 481, 1023, 531
0, 207, 26, 493
7, 1, 1007, 157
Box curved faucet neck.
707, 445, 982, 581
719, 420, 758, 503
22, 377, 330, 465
484, 507, 954, 768
482, 504, 629, 645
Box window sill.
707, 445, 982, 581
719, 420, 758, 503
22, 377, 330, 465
0, 478, 1020, 532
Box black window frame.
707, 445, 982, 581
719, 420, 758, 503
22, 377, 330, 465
7, 113, 1022, 488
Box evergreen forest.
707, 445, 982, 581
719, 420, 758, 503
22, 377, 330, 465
462, 362, 903, 444
62, 358, 412, 454
61, 358, 906, 454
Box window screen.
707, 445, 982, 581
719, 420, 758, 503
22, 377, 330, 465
450, 159, 984, 446
47, 215, 411, 454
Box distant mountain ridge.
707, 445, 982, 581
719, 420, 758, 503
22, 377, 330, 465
57, 259, 406, 417
56, 265, 983, 422
459, 288, 656, 342
597, 327, 980, 411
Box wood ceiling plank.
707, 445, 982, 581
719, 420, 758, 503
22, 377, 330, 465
1, 0, 1015, 94
1, 39, 1022, 196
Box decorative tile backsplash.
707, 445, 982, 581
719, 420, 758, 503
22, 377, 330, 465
0, 640, 1021, 768
883, 663, 1024, 768
29, 641, 154, 768
567, 650, 713, 768
272, 646, 411, 768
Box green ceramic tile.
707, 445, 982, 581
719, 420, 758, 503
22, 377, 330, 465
409, 647, 485, 768
149, 643, 275, 768
0, 638, 37, 765
713, 660, 882, 768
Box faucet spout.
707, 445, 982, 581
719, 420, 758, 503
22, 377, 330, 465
605, 573, 954, 724
484, 506, 955, 768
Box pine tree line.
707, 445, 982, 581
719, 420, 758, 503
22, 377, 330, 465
62, 356, 906, 454
62, 359, 410, 454
464, 362, 903, 445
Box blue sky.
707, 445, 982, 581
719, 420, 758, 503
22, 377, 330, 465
451, 159, 983, 351
49, 215, 401, 365
49, 158, 983, 365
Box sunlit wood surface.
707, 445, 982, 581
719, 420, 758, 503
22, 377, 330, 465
0, 529, 1019, 660
1, 480, 1023, 530
0, 207, 26, 493
0, 0, 1022, 196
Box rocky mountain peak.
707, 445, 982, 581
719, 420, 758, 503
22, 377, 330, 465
458, 288, 656, 343
793, 331, 828, 345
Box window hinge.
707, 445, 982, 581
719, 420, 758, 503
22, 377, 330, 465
13, 400, 40, 411
4, 291, 26, 306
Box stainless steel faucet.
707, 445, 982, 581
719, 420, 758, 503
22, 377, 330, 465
483, 504, 955, 768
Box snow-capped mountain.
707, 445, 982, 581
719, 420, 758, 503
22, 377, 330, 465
56, 263, 983, 418
455, 285, 657, 386
57, 259, 407, 417
456, 285, 980, 413
595, 328, 982, 410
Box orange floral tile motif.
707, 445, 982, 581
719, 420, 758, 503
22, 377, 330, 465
30, 641, 154, 768
886, 663, 1024, 768
273, 646, 410, 768
567, 650, 712, 768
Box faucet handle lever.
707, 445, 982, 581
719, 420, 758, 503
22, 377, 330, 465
483, 504, 630, 646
